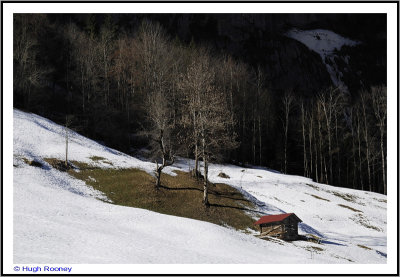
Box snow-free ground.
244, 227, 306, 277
13, 109, 386, 264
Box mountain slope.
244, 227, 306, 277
13, 109, 386, 264
286, 28, 359, 92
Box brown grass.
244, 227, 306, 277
330, 191, 357, 203
46, 158, 260, 231
306, 193, 330, 202
338, 204, 362, 213
306, 183, 320, 191
89, 156, 114, 166
373, 198, 387, 203
89, 156, 106, 162
350, 213, 381, 232
357, 244, 372, 250
306, 246, 324, 252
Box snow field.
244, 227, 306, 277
13, 109, 386, 264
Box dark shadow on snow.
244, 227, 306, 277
320, 240, 346, 246
209, 203, 267, 215
375, 250, 387, 258
299, 222, 325, 238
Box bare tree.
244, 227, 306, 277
360, 92, 372, 191
316, 100, 328, 183
64, 115, 74, 168
306, 106, 315, 180
371, 86, 387, 194
299, 98, 309, 177
256, 65, 265, 166
318, 87, 342, 185
179, 52, 237, 205
282, 91, 294, 174
355, 109, 364, 190
98, 15, 117, 107
198, 87, 237, 206
144, 91, 176, 189
136, 21, 178, 189
177, 51, 211, 178
13, 14, 49, 106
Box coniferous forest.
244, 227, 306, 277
13, 14, 387, 194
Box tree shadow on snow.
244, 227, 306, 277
320, 240, 346, 246
208, 203, 266, 215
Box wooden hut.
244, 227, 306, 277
254, 213, 302, 241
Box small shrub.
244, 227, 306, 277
22, 158, 43, 168
218, 172, 230, 179
44, 158, 73, 171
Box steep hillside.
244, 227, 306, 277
13, 109, 386, 264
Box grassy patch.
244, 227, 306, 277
357, 244, 372, 250
47, 158, 259, 231
306, 246, 324, 252
306, 183, 320, 191
89, 156, 114, 166
330, 191, 357, 203
332, 254, 354, 262
256, 235, 285, 245
89, 156, 106, 162
373, 198, 387, 203
44, 158, 74, 171
338, 204, 362, 213
306, 193, 330, 202
350, 213, 381, 232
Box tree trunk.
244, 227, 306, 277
380, 127, 386, 194
351, 114, 357, 189
194, 143, 199, 178
252, 109, 256, 165
65, 127, 68, 167
361, 95, 372, 191
301, 102, 308, 177
317, 111, 324, 183
314, 127, 319, 183
335, 113, 341, 186
258, 114, 262, 166
203, 157, 209, 206
308, 112, 314, 180
202, 137, 209, 206
155, 162, 162, 189
356, 116, 363, 191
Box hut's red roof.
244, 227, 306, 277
254, 213, 301, 225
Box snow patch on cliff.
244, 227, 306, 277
286, 29, 359, 92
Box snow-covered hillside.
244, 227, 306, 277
13, 109, 386, 267
286, 28, 359, 92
